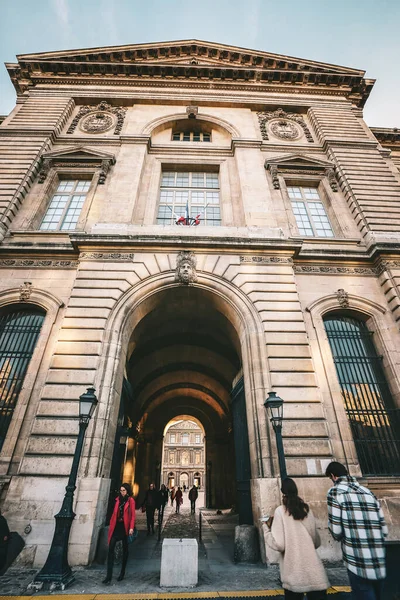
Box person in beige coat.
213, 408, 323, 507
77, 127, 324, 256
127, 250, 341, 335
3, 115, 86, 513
266, 478, 329, 599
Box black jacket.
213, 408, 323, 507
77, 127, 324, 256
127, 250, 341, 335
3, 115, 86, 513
142, 488, 159, 509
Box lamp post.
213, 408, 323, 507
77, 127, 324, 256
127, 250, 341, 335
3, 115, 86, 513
33, 387, 98, 590
264, 391, 287, 480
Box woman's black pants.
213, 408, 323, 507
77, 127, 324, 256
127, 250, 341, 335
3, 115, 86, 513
106, 534, 128, 578
146, 507, 155, 533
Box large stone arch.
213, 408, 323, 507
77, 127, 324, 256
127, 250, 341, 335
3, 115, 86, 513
306, 291, 400, 474
0, 287, 64, 470
142, 111, 241, 138
85, 270, 271, 495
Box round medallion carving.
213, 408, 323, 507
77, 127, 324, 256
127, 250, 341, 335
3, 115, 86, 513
80, 111, 115, 133
269, 119, 301, 140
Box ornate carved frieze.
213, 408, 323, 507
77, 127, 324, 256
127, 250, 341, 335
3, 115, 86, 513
375, 260, 400, 276
1, 259, 78, 268
79, 252, 134, 261
294, 265, 376, 275
19, 281, 32, 301
336, 288, 350, 307
66, 101, 127, 135
175, 251, 197, 284
240, 256, 293, 264
257, 108, 314, 143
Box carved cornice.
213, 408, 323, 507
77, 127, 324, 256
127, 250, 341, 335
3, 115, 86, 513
371, 127, 400, 146
6, 40, 374, 107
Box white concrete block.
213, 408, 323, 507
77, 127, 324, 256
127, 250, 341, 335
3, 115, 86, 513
160, 538, 198, 587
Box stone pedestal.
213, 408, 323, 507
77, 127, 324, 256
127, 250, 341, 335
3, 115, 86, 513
234, 524, 260, 563
160, 538, 198, 587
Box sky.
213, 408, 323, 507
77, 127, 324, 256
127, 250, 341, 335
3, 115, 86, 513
0, 0, 399, 127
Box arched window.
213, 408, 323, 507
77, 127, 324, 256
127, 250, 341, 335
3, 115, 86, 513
324, 314, 400, 475
0, 306, 45, 452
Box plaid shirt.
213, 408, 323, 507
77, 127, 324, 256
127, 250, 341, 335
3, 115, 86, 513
327, 476, 388, 580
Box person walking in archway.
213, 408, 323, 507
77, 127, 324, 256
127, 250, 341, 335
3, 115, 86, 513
266, 478, 329, 599
142, 483, 159, 535
189, 484, 198, 515
175, 486, 183, 513
103, 483, 135, 584
157, 484, 169, 530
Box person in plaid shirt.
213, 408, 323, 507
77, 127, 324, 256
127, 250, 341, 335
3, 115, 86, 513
325, 462, 388, 599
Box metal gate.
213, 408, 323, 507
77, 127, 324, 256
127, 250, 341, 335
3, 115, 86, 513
324, 315, 400, 475
230, 376, 253, 524
0, 306, 45, 452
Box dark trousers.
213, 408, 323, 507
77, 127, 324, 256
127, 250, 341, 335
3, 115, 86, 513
106, 534, 128, 578
190, 500, 196, 514
146, 506, 155, 532
347, 570, 384, 600
284, 590, 326, 599
158, 504, 165, 528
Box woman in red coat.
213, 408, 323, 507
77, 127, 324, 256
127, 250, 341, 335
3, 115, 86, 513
103, 483, 135, 584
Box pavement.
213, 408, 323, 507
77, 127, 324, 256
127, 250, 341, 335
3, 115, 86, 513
0, 493, 351, 598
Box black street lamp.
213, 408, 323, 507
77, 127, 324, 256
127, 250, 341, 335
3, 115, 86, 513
33, 387, 98, 590
264, 391, 287, 480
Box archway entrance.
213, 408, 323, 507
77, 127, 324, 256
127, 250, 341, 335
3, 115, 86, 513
106, 284, 254, 524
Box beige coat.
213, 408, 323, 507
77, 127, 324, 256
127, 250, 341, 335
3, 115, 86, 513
266, 505, 329, 593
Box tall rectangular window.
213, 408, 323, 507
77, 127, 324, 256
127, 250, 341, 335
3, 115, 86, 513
195, 434, 201, 444
288, 186, 334, 237
157, 171, 221, 226
170, 433, 176, 443
40, 180, 91, 231
182, 433, 189, 445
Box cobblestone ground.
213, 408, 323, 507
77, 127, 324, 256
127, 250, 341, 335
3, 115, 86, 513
0, 497, 351, 597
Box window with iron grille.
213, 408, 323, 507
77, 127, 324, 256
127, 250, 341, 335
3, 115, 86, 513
0, 307, 45, 452
40, 179, 91, 231
157, 171, 221, 226
324, 315, 400, 476
287, 186, 334, 237
172, 131, 211, 142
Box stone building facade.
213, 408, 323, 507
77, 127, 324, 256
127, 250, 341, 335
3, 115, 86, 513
0, 40, 399, 567
162, 419, 205, 490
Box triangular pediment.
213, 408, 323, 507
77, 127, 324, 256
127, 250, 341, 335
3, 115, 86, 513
266, 154, 334, 169
6, 40, 374, 107
15, 39, 364, 75
42, 146, 115, 161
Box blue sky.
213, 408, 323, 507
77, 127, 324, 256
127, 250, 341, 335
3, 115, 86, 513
0, 0, 399, 127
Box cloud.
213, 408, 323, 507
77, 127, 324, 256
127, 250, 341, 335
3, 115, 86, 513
100, 0, 118, 42
51, 0, 69, 28
245, 0, 262, 48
